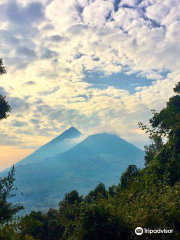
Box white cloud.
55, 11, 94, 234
82, 0, 114, 25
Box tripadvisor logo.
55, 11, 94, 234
135, 227, 143, 235
135, 227, 173, 235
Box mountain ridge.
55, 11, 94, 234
47, 127, 81, 145
4, 131, 145, 214
15, 127, 83, 167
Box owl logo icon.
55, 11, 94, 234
135, 227, 143, 235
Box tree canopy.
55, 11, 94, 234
0, 58, 6, 75
0, 166, 23, 225
0, 57, 11, 120
0, 95, 11, 120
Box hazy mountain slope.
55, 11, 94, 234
4, 132, 145, 214
16, 127, 82, 166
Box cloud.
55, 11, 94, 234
24, 81, 36, 85
49, 35, 63, 42
1, 1, 45, 26
0, 0, 46, 70
0, 132, 24, 146
40, 48, 59, 59
0, 86, 7, 95
41, 23, 54, 31
12, 121, 28, 127
8, 97, 31, 113
30, 118, 42, 124
0, 30, 20, 45
16, 46, 36, 59
39, 86, 60, 95
82, 0, 114, 25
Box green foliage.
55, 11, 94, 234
0, 225, 16, 240
139, 81, 180, 185
19, 211, 47, 240
71, 200, 131, 240
62, 190, 83, 205
0, 225, 36, 240
120, 165, 139, 190
174, 82, 180, 93
0, 166, 24, 225
16, 210, 64, 240
0, 57, 11, 120
144, 134, 163, 166
85, 183, 108, 202
0, 58, 6, 75
0, 95, 11, 120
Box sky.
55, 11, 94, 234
0, 0, 180, 170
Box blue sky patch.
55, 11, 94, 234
83, 71, 154, 94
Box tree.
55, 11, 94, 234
173, 82, 180, 93
0, 58, 6, 75
85, 183, 108, 203
139, 81, 180, 185
0, 166, 24, 225
63, 190, 83, 205
20, 211, 47, 240
47, 209, 64, 240
144, 134, 163, 166
73, 201, 131, 240
120, 165, 139, 190
0, 57, 11, 120
0, 57, 20, 225
0, 95, 11, 120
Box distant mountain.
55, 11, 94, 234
5, 132, 145, 214
16, 127, 82, 166
48, 127, 81, 144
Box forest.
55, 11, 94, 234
1, 57, 180, 240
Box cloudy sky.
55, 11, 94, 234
0, 0, 180, 170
